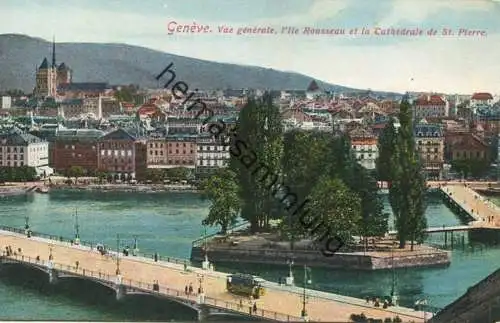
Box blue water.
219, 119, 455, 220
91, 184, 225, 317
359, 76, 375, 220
0, 190, 498, 320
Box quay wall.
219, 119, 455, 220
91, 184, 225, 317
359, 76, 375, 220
191, 246, 451, 271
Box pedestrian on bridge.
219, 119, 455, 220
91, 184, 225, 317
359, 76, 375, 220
253, 302, 257, 313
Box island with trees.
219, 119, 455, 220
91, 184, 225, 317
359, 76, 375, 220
191, 94, 451, 270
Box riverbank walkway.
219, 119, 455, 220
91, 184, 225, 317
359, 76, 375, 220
0, 228, 429, 322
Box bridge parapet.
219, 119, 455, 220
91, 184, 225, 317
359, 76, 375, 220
0, 253, 300, 322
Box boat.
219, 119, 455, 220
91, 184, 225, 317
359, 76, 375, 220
35, 186, 50, 194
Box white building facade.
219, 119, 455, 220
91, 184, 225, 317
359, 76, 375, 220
196, 135, 230, 177
0, 132, 49, 169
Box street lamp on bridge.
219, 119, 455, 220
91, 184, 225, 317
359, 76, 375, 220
132, 235, 139, 256
48, 243, 54, 261
24, 216, 30, 235
73, 208, 80, 245
116, 233, 121, 275
301, 265, 312, 322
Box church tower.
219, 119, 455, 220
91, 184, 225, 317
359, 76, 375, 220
34, 37, 58, 98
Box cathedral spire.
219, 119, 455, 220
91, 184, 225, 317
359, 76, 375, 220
52, 36, 56, 68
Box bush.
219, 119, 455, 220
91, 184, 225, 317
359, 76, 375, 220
393, 316, 402, 323
384, 318, 393, 323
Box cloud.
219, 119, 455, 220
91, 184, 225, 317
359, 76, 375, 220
378, 0, 496, 26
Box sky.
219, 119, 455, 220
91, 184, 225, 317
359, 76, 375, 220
1, 0, 500, 94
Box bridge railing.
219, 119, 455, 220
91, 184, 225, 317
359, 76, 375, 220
192, 221, 250, 247
0, 225, 193, 267
2, 253, 302, 322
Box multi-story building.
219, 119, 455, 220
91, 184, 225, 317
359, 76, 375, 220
0, 130, 51, 175
52, 129, 104, 174
97, 128, 147, 180
146, 138, 168, 168
445, 131, 489, 162
413, 95, 449, 119
101, 98, 121, 118
348, 127, 378, 170
165, 134, 197, 169
414, 122, 445, 179
60, 99, 84, 119
471, 92, 494, 107
1, 96, 11, 109
166, 117, 202, 135
196, 133, 230, 177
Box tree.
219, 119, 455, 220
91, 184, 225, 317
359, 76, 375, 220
68, 166, 85, 183
345, 163, 388, 239
165, 167, 190, 181
230, 93, 283, 233
96, 171, 107, 184
305, 177, 362, 245
146, 169, 164, 183
200, 168, 241, 234
376, 118, 397, 181
389, 96, 428, 250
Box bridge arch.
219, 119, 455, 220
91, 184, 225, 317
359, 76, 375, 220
1, 259, 49, 275
125, 290, 200, 312
55, 273, 117, 291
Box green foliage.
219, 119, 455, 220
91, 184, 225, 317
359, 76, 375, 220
96, 171, 107, 184
0, 166, 37, 182
345, 163, 388, 237
230, 93, 283, 233
376, 118, 397, 181
451, 159, 490, 178
305, 177, 361, 244
389, 97, 427, 249
200, 168, 241, 234
66, 166, 85, 180
281, 131, 387, 240
145, 169, 164, 183
164, 167, 191, 181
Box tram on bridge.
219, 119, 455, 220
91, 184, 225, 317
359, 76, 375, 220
226, 274, 266, 299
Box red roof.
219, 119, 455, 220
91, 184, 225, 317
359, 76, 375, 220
472, 92, 493, 100
137, 104, 160, 115
415, 95, 446, 106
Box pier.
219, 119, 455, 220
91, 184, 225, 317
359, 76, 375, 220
0, 227, 430, 322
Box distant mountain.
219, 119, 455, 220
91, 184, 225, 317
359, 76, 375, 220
0, 34, 400, 96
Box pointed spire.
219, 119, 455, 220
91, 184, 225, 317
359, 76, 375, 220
52, 35, 56, 68
39, 58, 49, 69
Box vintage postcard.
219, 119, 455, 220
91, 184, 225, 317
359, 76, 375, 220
0, 0, 499, 322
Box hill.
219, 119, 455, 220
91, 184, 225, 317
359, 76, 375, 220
0, 34, 367, 94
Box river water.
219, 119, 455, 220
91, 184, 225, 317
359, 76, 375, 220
0, 190, 499, 321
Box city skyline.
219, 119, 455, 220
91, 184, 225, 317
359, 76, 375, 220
1, 0, 500, 94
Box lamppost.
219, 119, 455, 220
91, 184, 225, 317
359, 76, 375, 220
132, 235, 139, 256
390, 241, 398, 306
301, 265, 311, 322
24, 216, 30, 235
48, 243, 54, 261
116, 233, 121, 275
74, 208, 80, 245
202, 223, 210, 270
285, 259, 294, 286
